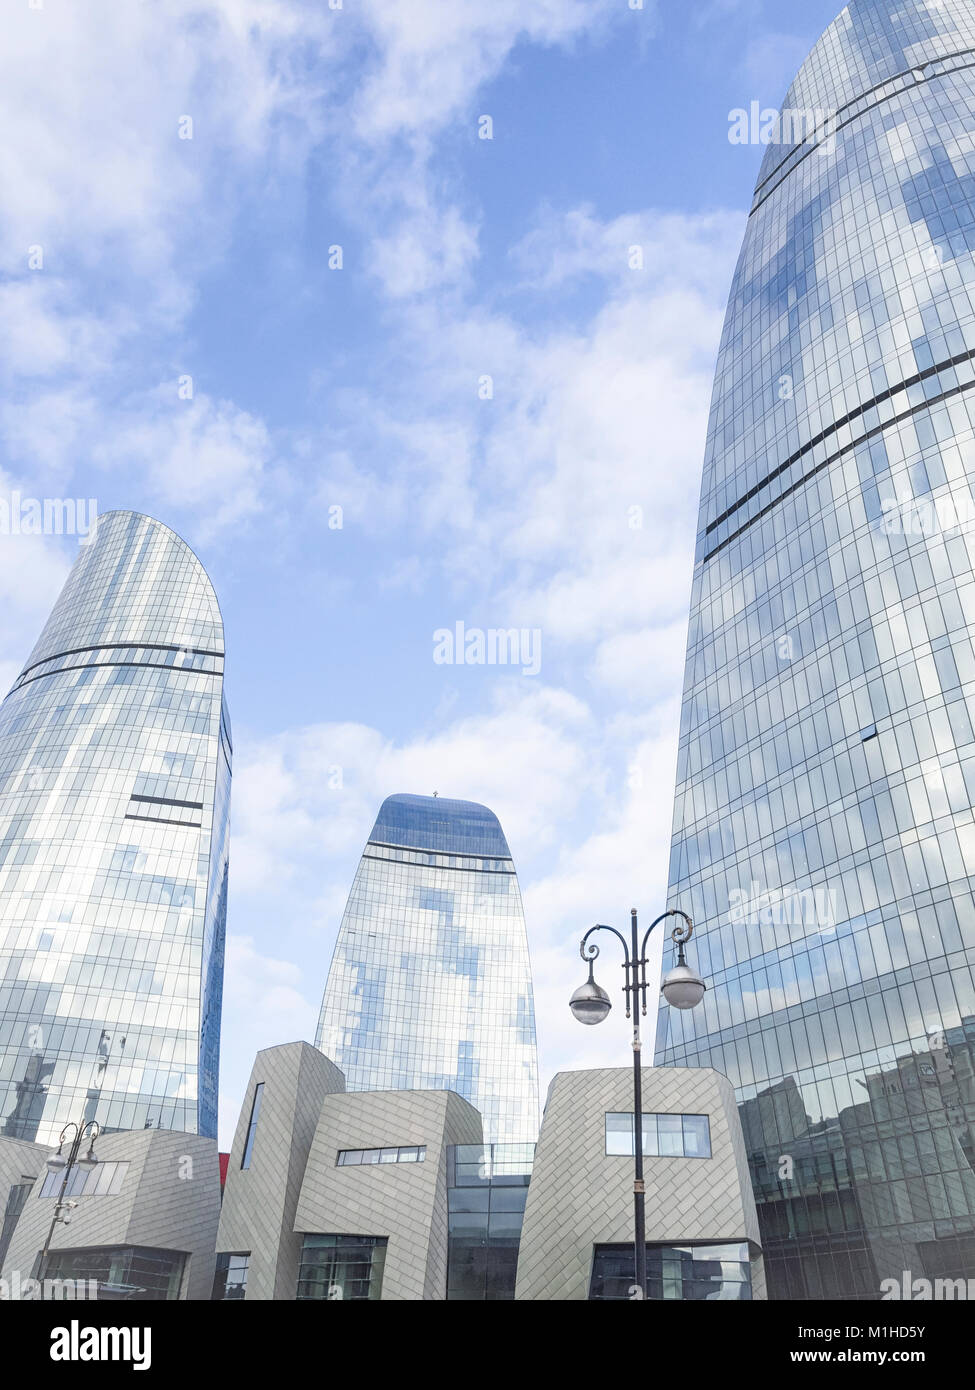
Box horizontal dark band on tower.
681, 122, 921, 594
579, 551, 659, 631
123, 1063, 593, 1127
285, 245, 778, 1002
363, 843, 514, 874
18, 641, 224, 680
11, 659, 223, 692
124, 813, 202, 829
367, 837, 512, 861
130, 794, 204, 810
750, 46, 975, 217
706, 347, 975, 539
702, 363, 975, 565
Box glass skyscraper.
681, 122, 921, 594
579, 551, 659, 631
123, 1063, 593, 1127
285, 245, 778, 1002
0, 511, 231, 1144
317, 793, 539, 1142
657, 0, 975, 1298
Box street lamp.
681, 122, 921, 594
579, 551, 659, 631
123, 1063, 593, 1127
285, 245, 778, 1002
569, 908, 706, 1299
38, 1120, 100, 1278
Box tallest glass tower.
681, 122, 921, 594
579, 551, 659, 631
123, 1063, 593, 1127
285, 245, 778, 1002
657, 1, 975, 1298
0, 511, 230, 1144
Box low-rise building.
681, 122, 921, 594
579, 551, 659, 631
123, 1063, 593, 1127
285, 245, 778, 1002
0, 1044, 764, 1300
0, 1129, 221, 1299
214, 1043, 764, 1301
515, 1066, 765, 1299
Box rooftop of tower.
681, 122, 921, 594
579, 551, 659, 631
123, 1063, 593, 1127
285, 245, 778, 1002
368, 793, 512, 858
756, 0, 975, 188
21, 509, 225, 675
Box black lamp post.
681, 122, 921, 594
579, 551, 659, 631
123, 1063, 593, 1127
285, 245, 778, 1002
569, 908, 706, 1299
38, 1120, 100, 1278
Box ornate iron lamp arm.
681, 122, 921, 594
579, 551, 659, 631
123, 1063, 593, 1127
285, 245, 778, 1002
636, 909, 694, 1015
580, 923, 634, 1014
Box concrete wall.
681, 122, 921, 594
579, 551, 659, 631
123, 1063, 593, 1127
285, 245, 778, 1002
294, 1088, 482, 1300
515, 1066, 765, 1300
216, 1041, 345, 1300
0, 1135, 48, 1197
1, 1129, 221, 1299
0, 1136, 49, 1267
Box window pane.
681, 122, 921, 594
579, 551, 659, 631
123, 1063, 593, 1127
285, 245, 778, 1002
605, 1113, 632, 1155
642, 1117, 659, 1158
92, 1162, 115, 1195
682, 1115, 711, 1158
657, 1115, 683, 1156
241, 1083, 264, 1170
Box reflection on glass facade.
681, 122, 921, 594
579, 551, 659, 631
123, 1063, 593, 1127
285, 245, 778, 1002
317, 794, 539, 1142
212, 1252, 249, 1301
657, 0, 975, 1298
240, 1081, 263, 1169
589, 1243, 752, 1301
447, 1142, 534, 1300
336, 1144, 425, 1165
45, 1245, 187, 1300
605, 1111, 712, 1158
38, 1160, 128, 1198
296, 1234, 387, 1301
0, 511, 231, 1144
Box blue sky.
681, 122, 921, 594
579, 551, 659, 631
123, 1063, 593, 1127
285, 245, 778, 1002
0, 0, 848, 1144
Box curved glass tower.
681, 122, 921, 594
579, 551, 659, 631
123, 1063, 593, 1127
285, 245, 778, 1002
657, 0, 975, 1298
0, 511, 231, 1143
317, 793, 539, 1142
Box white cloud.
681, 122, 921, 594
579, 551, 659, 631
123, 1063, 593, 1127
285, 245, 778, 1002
591, 622, 690, 701
512, 205, 744, 298
224, 933, 318, 1038
91, 391, 272, 542
739, 31, 814, 103
0, 280, 123, 381
369, 200, 481, 299
334, 206, 741, 664
218, 932, 320, 1141
0, 1, 333, 278
0, 1, 339, 541
0, 533, 71, 696
349, 0, 624, 143
337, 3, 634, 299
523, 723, 685, 1095
0, 6, 736, 1147
237, 204, 740, 1116
231, 683, 596, 899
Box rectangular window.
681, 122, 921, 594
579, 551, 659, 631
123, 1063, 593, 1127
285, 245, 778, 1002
39, 1161, 129, 1199
43, 1246, 186, 1300
297, 1235, 387, 1301
241, 1082, 264, 1170
212, 1252, 250, 1301
589, 1242, 751, 1300
0, 1179, 33, 1267
604, 1113, 711, 1159
446, 1143, 533, 1301
336, 1145, 426, 1166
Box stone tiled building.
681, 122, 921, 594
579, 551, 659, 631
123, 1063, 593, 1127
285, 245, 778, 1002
0, 1129, 221, 1299
216, 1042, 482, 1301
515, 1066, 765, 1300
0, 1136, 48, 1269
216, 1041, 345, 1301
0, 1043, 763, 1300
294, 1088, 483, 1299
214, 1044, 762, 1301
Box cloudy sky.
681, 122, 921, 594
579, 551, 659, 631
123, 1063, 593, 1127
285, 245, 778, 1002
0, 0, 848, 1144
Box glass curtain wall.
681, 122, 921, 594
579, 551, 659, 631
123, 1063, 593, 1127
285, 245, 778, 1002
657, 0, 975, 1298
